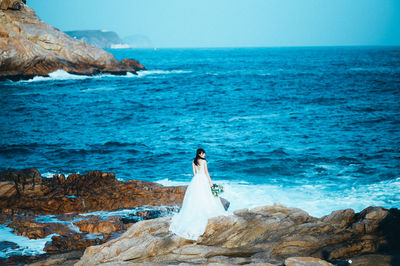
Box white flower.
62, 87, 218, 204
348, 259, 352, 264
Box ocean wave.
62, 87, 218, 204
0, 225, 56, 258
17, 69, 192, 82
0, 143, 66, 156
19, 70, 136, 82
156, 177, 400, 218
137, 70, 192, 77
41, 171, 80, 179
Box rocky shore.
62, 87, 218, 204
0, 168, 184, 264
0, 3, 145, 81
76, 204, 400, 266
1, 168, 399, 265
0, 168, 186, 214
0, 168, 232, 265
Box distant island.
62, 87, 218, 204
65, 30, 153, 49
65, 30, 129, 49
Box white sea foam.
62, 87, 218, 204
19, 69, 191, 82
22, 70, 137, 82
22, 70, 97, 82
156, 177, 400, 218
41, 171, 78, 179
0, 225, 57, 258
78, 206, 171, 219
137, 70, 192, 77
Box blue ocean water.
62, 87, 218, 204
1, 47, 400, 217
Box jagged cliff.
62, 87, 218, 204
0, 3, 142, 81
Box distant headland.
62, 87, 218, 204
0, 2, 145, 81
65, 30, 153, 49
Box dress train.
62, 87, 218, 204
169, 160, 228, 240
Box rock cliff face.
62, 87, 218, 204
0, 4, 142, 81
77, 204, 400, 266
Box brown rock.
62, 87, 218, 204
0, 168, 187, 214
121, 59, 146, 71
44, 234, 105, 253
76, 204, 400, 265
285, 256, 333, 266
0, 168, 42, 197
321, 209, 355, 227
7, 215, 74, 239
0, 5, 143, 81
74, 217, 128, 234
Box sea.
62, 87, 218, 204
0, 46, 400, 257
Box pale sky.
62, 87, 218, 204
29, 0, 400, 47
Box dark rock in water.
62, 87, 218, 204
121, 209, 169, 224
121, 58, 146, 71
0, 241, 18, 251
121, 216, 141, 224
136, 209, 162, 220
0, 5, 144, 81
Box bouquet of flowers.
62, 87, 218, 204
211, 183, 224, 197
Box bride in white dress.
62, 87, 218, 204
169, 148, 228, 240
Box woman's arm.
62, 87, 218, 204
192, 162, 196, 176
204, 161, 213, 187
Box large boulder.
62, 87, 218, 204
76, 203, 400, 265
0, 3, 142, 81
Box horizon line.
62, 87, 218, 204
106, 44, 400, 50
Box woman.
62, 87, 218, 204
169, 148, 228, 240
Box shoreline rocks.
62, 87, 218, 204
0, 3, 144, 81
76, 203, 400, 266
0, 168, 188, 261
1, 168, 399, 265
0, 168, 186, 214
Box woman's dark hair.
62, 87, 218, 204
193, 148, 206, 166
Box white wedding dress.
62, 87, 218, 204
169, 159, 228, 240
